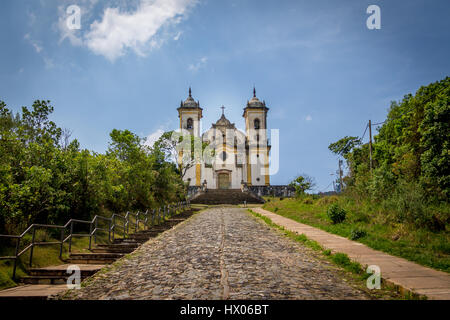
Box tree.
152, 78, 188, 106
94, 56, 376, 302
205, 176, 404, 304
289, 174, 316, 196
328, 136, 361, 159
154, 130, 210, 179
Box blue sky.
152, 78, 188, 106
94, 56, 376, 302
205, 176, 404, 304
0, 0, 449, 191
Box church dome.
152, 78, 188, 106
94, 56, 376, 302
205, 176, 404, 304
215, 114, 232, 126
246, 87, 266, 108
180, 87, 200, 108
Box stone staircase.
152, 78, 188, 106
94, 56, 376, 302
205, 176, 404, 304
0, 209, 197, 299
189, 189, 265, 205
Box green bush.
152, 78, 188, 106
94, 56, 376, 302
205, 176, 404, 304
350, 228, 367, 240
326, 204, 346, 224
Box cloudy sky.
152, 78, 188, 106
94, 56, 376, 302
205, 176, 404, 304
1, 0, 449, 190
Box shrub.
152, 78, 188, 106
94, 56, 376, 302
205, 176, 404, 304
303, 198, 313, 205
350, 228, 367, 240
274, 207, 279, 212
327, 204, 346, 224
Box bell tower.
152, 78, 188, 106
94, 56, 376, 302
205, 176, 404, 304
177, 87, 203, 186
243, 87, 270, 186
178, 87, 203, 137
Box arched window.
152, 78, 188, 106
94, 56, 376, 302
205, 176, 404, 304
187, 118, 193, 129
222, 151, 227, 161
254, 118, 260, 129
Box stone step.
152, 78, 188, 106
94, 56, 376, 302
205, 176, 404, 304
69, 252, 124, 259
28, 264, 102, 277
0, 285, 68, 300
66, 258, 116, 265
90, 247, 135, 254
67, 252, 123, 265
97, 243, 139, 249
113, 238, 146, 244
21, 276, 81, 285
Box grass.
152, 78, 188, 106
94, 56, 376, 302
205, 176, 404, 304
262, 196, 450, 273
248, 209, 423, 300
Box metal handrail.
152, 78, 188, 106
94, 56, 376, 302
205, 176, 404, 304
0, 200, 191, 279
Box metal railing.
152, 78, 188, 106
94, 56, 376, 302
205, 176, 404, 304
0, 200, 190, 279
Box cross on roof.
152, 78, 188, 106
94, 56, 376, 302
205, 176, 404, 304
221, 105, 225, 115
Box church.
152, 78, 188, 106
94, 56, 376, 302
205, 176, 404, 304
177, 88, 271, 190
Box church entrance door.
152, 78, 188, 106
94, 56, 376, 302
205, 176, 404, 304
218, 173, 230, 189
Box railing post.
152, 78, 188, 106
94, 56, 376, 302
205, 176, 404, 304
12, 237, 20, 280
108, 219, 112, 243
59, 228, 64, 259
69, 220, 74, 253
112, 215, 115, 242
151, 209, 155, 226
94, 218, 98, 244
124, 214, 127, 239
135, 211, 139, 233
29, 226, 36, 267
145, 210, 149, 229
89, 221, 93, 250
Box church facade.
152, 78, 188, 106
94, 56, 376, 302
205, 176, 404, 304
177, 88, 271, 190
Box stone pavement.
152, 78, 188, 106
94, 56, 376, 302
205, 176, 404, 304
252, 207, 450, 300
60, 207, 374, 300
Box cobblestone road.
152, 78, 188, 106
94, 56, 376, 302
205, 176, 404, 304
61, 207, 371, 300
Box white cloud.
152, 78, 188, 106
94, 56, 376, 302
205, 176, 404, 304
305, 115, 312, 121
188, 56, 208, 72
82, 0, 196, 61
173, 31, 182, 41
144, 129, 165, 147
24, 33, 43, 53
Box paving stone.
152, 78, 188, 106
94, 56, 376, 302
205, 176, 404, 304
58, 207, 371, 300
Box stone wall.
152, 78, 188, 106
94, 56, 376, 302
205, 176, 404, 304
248, 185, 295, 198
188, 185, 295, 198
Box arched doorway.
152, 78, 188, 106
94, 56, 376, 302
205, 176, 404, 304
218, 172, 231, 189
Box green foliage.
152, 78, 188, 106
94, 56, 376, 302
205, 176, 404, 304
329, 77, 450, 231
331, 253, 363, 274
154, 130, 211, 179
326, 204, 346, 224
328, 136, 361, 158
350, 228, 367, 240
263, 197, 450, 272
0, 100, 185, 235
289, 174, 315, 196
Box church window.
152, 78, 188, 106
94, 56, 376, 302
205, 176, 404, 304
222, 151, 227, 161
187, 118, 193, 129
254, 118, 260, 129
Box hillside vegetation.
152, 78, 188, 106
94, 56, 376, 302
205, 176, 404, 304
268, 77, 449, 272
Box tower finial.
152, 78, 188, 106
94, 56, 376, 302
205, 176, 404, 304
189, 86, 192, 97
253, 86, 256, 98
221, 105, 225, 116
